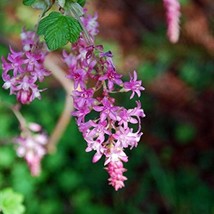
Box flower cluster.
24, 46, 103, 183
1, 29, 50, 104
63, 12, 145, 190
15, 122, 48, 176
163, 0, 181, 43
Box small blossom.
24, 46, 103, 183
93, 97, 118, 122
21, 30, 37, 51
124, 71, 145, 99
104, 146, 128, 166
72, 88, 95, 109
113, 127, 142, 149
84, 120, 111, 145
99, 68, 123, 91
67, 68, 87, 89
28, 123, 42, 132
2, 48, 24, 76
15, 75, 41, 104
116, 107, 138, 129
81, 12, 99, 37
72, 106, 91, 125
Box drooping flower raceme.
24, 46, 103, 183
1, 29, 50, 104
163, 0, 181, 43
15, 122, 48, 176
63, 12, 145, 191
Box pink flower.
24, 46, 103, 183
84, 120, 111, 145
93, 97, 118, 122
72, 88, 95, 109
105, 161, 127, 191
2, 48, 24, 76
24, 52, 41, 71
81, 11, 99, 37
124, 71, 145, 99
113, 127, 142, 149
1, 30, 50, 104
67, 68, 87, 89
15, 75, 41, 104
72, 106, 91, 125
116, 107, 138, 129
63, 11, 145, 191
99, 67, 123, 90
163, 0, 181, 43
104, 146, 128, 166
15, 123, 48, 176
21, 30, 37, 51
85, 137, 106, 163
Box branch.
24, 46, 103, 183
44, 52, 74, 153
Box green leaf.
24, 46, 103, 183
0, 188, 25, 214
23, 0, 36, 6
77, 0, 86, 7
38, 12, 82, 50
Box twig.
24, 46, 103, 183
44, 52, 74, 153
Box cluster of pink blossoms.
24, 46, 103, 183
163, 0, 181, 43
15, 122, 48, 176
1, 30, 50, 104
0, 8, 145, 190
63, 12, 145, 190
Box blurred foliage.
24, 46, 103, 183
1, 0, 214, 213
0, 188, 25, 214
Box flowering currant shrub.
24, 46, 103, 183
1, 0, 181, 191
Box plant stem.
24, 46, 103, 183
44, 52, 74, 153
0, 100, 26, 130
69, 4, 93, 45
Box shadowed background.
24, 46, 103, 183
0, 0, 214, 213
